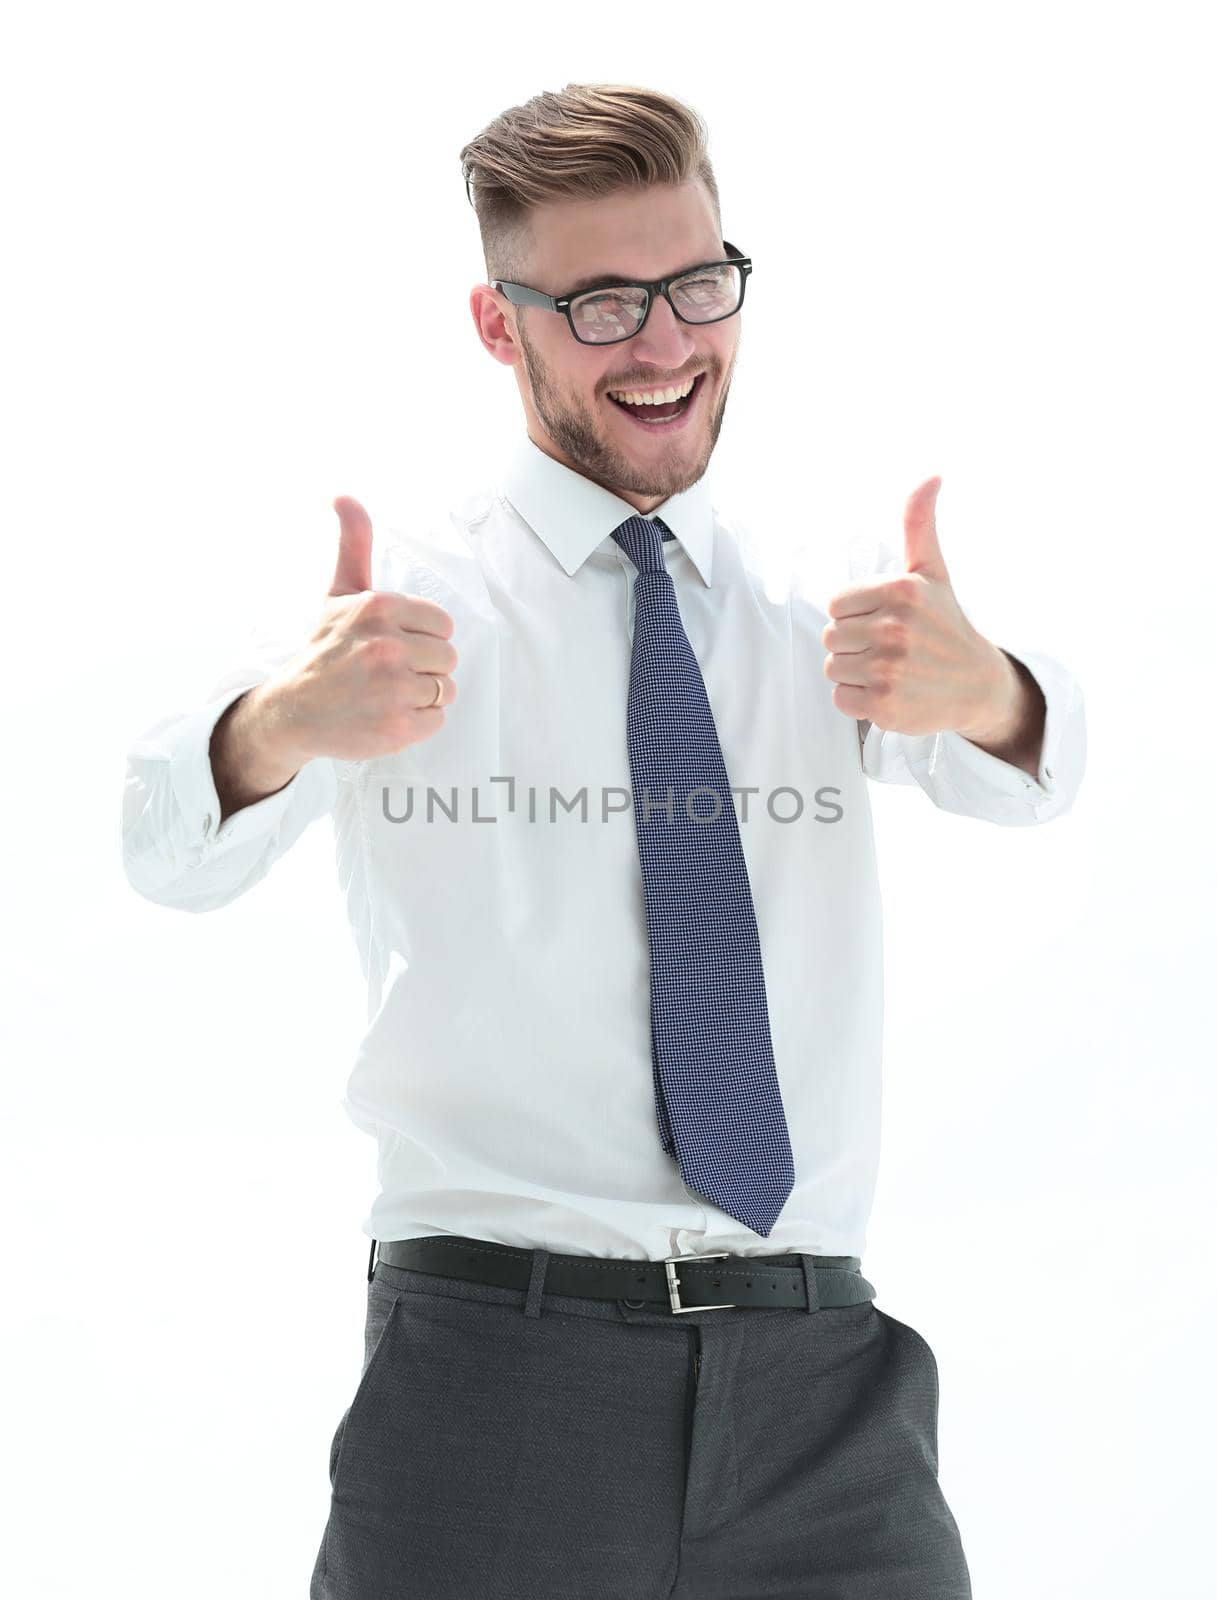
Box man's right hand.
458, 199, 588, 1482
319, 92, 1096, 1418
248, 496, 459, 768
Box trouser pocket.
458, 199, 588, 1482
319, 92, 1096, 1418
328, 1279, 403, 1495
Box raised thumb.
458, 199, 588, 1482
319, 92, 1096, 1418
328, 495, 374, 597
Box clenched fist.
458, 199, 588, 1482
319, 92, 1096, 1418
253, 496, 459, 766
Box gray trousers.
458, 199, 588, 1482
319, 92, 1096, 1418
310, 1245, 971, 1598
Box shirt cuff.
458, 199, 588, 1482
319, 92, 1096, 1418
167, 680, 334, 867
932, 643, 1085, 821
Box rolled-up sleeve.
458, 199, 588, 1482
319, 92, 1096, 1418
121, 642, 338, 912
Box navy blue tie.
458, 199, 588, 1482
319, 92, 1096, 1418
610, 513, 795, 1238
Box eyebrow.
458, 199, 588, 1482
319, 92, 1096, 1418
565, 257, 717, 295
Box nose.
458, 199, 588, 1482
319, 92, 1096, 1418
628, 290, 697, 372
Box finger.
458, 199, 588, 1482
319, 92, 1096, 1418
413, 670, 457, 709
356, 590, 457, 642
329, 495, 374, 596
830, 682, 872, 718
903, 476, 949, 582
823, 652, 880, 689
826, 576, 904, 620
398, 630, 460, 674
821, 616, 879, 654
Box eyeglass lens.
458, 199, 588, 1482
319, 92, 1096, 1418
570, 263, 742, 344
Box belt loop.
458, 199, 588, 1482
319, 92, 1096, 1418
524, 1247, 550, 1319
367, 1238, 377, 1284
796, 1253, 821, 1315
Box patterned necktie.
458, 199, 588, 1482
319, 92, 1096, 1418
610, 513, 795, 1238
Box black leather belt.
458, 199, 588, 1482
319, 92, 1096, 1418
370, 1234, 876, 1315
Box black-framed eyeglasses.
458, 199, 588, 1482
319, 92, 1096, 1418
489, 240, 753, 345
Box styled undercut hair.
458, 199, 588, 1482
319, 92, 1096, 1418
458, 83, 723, 294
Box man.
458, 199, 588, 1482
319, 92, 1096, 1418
123, 83, 1085, 1600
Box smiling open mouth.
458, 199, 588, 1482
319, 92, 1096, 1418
606, 371, 706, 431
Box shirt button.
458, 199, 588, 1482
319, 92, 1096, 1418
201, 812, 213, 835
1044, 766, 1053, 779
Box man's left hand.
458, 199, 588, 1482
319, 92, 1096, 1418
821, 477, 1027, 746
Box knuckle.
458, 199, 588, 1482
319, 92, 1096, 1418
410, 596, 455, 638
361, 633, 399, 667
881, 615, 908, 650
390, 714, 421, 748
357, 590, 397, 623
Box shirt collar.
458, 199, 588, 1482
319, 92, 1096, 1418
499, 431, 716, 587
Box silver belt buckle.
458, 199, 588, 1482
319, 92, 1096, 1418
664, 1251, 736, 1314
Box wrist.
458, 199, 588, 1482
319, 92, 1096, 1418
955, 645, 1021, 745
956, 647, 1044, 761
228, 679, 313, 788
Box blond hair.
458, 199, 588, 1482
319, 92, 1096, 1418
458, 83, 722, 292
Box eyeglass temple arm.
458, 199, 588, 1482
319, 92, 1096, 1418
490, 282, 558, 309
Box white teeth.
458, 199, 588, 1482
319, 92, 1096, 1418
607, 376, 697, 406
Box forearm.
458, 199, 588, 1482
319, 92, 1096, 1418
210, 683, 306, 824
955, 647, 1046, 779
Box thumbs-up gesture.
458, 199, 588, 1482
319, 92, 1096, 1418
822, 477, 1023, 742
257, 496, 459, 764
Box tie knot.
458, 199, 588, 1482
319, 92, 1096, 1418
610, 514, 675, 575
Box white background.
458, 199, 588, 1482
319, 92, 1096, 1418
4, 2, 1214, 1595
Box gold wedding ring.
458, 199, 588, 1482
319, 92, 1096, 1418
429, 675, 444, 707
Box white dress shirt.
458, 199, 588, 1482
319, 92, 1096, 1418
122, 432, 1086, 1261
